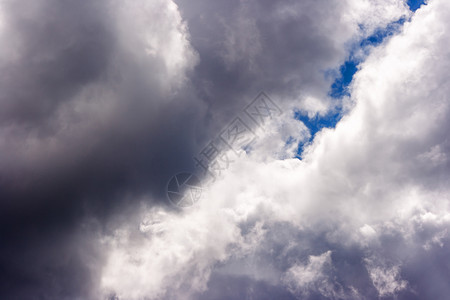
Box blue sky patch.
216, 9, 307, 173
294, 109, 342, 157
407, 0, 426, 12
329, 60, 358, 99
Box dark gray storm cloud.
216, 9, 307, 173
0, 1, 203, 298
175, 0, 353, 116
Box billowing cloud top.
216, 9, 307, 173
1, 0, 449, 299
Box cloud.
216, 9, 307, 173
282, 251, 346, 299
1, 0, 449, 299
0, 0, 201, 298
99, 0, 450, 299
364, 256, 408, 297
175, 0, 409, 117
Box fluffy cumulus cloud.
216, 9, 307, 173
1, 0, 449, 299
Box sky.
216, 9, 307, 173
0, 0, 449, 299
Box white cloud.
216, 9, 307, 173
100, 203, 241, 299
111, 0, 197, 91
282, 251, 345, 299
344, 0, 410, 35
364, 257, 408, 297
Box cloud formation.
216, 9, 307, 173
100, 0, 450, 299
1, 0, 449, 299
